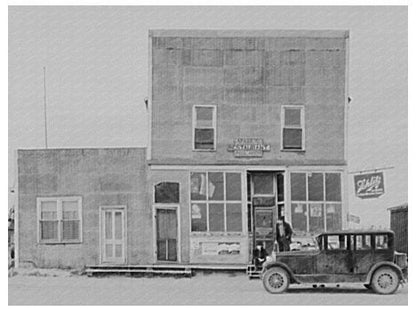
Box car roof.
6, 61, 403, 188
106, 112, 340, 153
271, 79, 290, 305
317, 229, 394, 237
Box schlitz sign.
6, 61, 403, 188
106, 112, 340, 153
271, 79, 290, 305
227, 138, 271, 158
354, 172, 385, 199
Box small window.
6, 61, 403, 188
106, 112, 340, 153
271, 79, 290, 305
356, 235, 372, 250
281, 106, 305, 150
375, 234, 389, 250
37, 197, 82, 243
154, 182, 180, 203
327, 235, 348, 250
193, 106, 216, 151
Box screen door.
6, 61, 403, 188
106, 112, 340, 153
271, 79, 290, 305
156, 208, 178, 261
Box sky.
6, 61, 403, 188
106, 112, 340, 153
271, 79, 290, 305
8, 6, 408, 227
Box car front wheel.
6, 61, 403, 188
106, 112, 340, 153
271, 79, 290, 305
262, 267, 289, 294
371, 267, 400, 295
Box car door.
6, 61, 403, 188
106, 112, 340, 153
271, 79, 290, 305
316, 234, 354, 274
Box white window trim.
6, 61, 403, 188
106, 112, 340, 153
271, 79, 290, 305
189, 171, 243, 233
36, 196, 83, 244
192, 105, 217, 152
281, 105, 305, 151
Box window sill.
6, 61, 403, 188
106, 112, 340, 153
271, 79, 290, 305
38, 241, 82, 245
192, 149, 217, 152
280, 149, 305, 153
190, 232, 245, 237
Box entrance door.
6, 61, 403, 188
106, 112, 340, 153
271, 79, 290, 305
156, 208, 178, 261
254, 207, 275, 255
101, 207, 125, 264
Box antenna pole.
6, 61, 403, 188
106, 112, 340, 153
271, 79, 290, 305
43, 66, 48, 148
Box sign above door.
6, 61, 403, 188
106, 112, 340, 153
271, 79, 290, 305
227, 138, 271, 158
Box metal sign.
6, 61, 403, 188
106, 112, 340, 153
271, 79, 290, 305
227, 138, 271, 158
347, 214, 361, 224
354, 172, 385, 199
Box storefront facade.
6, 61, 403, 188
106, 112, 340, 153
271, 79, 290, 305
148, 30, 350, 265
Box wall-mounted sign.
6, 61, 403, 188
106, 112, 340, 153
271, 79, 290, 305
200, 242, 241, 255
347, 214, 361, 224
227, 138, 271, 158
354, 172, 385, 199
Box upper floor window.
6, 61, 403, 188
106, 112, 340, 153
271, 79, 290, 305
193, 105, 216, 151
37, 197, 82, 243
281, 105, 305, 151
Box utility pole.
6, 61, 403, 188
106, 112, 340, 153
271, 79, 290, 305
43, 66, 48, 148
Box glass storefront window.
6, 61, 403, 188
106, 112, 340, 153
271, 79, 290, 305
308, 173, 324, 201
291, 173, 306, 201
291, 172, 343, 234
191, 171, 242, 232
252, 173, 274, 195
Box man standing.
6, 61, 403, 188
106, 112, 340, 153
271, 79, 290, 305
276, 216, 293, 252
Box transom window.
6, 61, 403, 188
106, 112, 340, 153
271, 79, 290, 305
192, 105, 216, 151
290, 172, 342, 234
37, 197, 82, 243
190, 172, 242, 232
154, 182, 180, 203
281, 105, 305, 150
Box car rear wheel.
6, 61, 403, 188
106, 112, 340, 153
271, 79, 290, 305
371, 267, 400, 295
262, 267, 289, 294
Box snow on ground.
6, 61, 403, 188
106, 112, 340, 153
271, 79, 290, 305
8, 271, 408, 305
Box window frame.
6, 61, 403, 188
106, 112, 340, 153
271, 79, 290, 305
290, 171, 343, 234
37, 196, 83, 244
281, 105, 305, 151
192, 105, 217, 152
189, 171, 243, 233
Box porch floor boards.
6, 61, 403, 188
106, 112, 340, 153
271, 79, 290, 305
85, 264, 247, 277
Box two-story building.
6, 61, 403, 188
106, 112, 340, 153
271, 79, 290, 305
147, 30, 349, 266
16, 29, 349, 269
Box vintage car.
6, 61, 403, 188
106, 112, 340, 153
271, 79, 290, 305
261, 230, 407, 295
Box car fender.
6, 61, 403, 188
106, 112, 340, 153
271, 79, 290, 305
365, 261, 405, 284
262, 261, 299, 283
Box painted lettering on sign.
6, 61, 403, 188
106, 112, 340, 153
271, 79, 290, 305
227, 138, 271, 158
354, 172, 385, 199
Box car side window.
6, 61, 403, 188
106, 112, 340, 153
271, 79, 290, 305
326, 235, 347, 250
356, 234, 372, 250
375, 234, 389, 249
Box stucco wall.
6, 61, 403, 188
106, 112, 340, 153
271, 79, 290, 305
17, 148, 150, 268
150, 30, 348, 165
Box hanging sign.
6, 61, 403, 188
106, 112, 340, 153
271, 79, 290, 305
354, 172, 385, 199
227, 138, 271, 158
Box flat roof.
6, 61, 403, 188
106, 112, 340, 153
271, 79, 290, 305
149, 29, 349, 38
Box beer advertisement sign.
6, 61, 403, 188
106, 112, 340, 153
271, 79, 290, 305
354, 172, 385, 199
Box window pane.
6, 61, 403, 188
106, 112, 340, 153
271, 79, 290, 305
195, 129, 214, 150
40, 220, 58, 240
105, 211, 112, 239
291, 203, 307, 233
357, 235, 372, 250
308, 173, 324, 201
196, 106, 213, 126
209, 203, 224, 231
40, 201, 57, 220
114, 212, 122, 240
62, 220, 80, 240
226, 203, 242, 232
291, 173, 306, 201
62, 200, 79, 220
284, 108, 301, 127
226, 173, 241, 200
375, 234, 388, 249
105, 244, 113, 258
309, 203, 324, 233
325, 173, 342, 202
208, 172, 224, 200
155, 182, 180, 203
115, 244, 122, 258
191, 172, 207, 200
253, 174, 274, 195
326, 203, 342, 231
327, 235, 347, 250
283, 128, 302, 149
191, 203, 207, 231
277, 173, 284, 202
